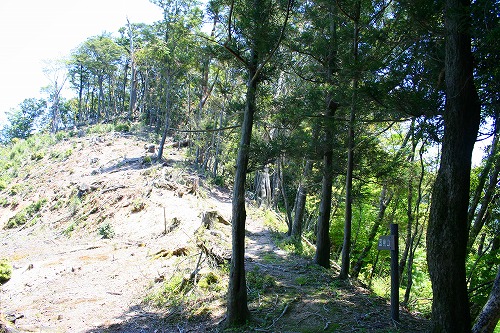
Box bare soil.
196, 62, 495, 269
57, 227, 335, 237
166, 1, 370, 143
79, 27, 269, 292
0, 132, 430, 332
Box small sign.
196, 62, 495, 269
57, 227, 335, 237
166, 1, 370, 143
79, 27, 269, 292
377, 235, 395, 251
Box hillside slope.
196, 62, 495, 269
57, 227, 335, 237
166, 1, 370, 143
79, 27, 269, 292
0, 130, 429, 332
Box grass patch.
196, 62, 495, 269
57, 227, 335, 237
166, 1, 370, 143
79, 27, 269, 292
247, 267, 277, 295
5, 198, 47, 228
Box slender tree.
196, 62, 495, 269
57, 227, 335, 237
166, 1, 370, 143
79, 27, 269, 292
207, 0, 292, 325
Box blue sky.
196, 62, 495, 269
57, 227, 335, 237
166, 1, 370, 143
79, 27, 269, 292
0, 0, 163, 125
0, 0, 490, 165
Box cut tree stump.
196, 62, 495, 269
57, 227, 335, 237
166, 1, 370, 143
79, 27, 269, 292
201, 210, 230, 229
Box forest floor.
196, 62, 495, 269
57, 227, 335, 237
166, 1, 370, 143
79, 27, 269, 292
0, 130, 430, 332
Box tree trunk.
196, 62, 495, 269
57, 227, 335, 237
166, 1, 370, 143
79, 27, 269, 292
468, 157, 500, 251
128, 19, 137, 120
472, 265, 500, 333
157, 72, 172, 161
314, 0, 338, 270
278, 158, 293, 235
314, 124, 334, 268
468, 115, 499, 229
292, 159, 313, 239
339, 0, 360, 279
426, 0, 481, 330
226, 55, 258, 327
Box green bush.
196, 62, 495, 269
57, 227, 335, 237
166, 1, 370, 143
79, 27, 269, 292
30, 151, 45, 161
0, 259, 12, 283
98, 223, 115, 239
114, 122, 131, 132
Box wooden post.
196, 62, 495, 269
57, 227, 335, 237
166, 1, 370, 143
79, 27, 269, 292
390, 223, 399, 322
163, 207, 167, 234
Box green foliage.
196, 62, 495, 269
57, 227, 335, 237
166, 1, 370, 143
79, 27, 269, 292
30, 151, 45, 161
87, 124, 114, 134
197, 271, 221, 290
146, 273, 185, 307
114, 122, 131, 132
5, 198, 47, 228
98, 222, 115, 239
0, 259, 12, 283
0, 98, 47, 143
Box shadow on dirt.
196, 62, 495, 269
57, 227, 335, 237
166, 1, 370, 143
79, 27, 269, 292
84, 228, 430, 333
84, 304, 222, 333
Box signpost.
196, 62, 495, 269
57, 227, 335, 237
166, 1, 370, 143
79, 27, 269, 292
377, 223, 399, 322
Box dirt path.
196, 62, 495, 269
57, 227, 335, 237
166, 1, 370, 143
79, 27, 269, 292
1, 132, 429, 332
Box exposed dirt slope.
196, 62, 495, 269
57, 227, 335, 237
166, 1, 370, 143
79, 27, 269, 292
0, 131, 429, 332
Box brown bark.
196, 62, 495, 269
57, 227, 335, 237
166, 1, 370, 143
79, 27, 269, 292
313, 0, 338, 269
226, 55, 257, 326
339, 0, 360, 280
292, 159, 313, 239
426, 0, 481, 331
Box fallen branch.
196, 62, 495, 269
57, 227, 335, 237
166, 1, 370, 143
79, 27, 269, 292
101, 185, 127, 194
265, 302, 290, 330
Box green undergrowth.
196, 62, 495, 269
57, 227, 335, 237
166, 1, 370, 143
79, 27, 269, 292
0, 259, 12, 283
145, 261, 228, 323
5, 198, 47, 229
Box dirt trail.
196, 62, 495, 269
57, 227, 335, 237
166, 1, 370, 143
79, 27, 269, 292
1, 132, 430, 333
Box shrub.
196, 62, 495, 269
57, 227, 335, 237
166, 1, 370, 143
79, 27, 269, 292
114, 122, 131, 132
30, 151, 45, 161
0, 259, 12, 283
98, 223, 115, 239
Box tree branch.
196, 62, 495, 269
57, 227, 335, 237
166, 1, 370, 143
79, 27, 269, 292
171, 125, 241, 133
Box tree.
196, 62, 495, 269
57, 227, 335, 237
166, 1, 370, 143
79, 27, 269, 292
426, 0, 481, 330
42, 59, 68, 132
207, 0, 292, 324
0, 98, 47, 143
150, 0, 203, 160
472, 265, 500, 333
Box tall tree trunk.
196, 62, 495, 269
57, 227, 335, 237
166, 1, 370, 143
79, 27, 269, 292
226, 54, 258, 327
77, 63, 84, 124
340, 0, 360, 279
399, 121, 417, 281
426, 0, 481, 330
472, 265, 500, 333
128, 19, 137, 120
314, 118, 334, 268
278, 158, 293, 235
314, 0, 338, 269
468, 114, 499, 229
468, 161, 500, 250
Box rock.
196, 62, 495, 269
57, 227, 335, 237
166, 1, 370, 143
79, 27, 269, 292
144, 144, 156, 153
77, 182, 98, 198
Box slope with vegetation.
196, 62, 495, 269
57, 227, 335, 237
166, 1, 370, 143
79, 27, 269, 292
0, 126, 430, 332
1, 0, 499, 331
